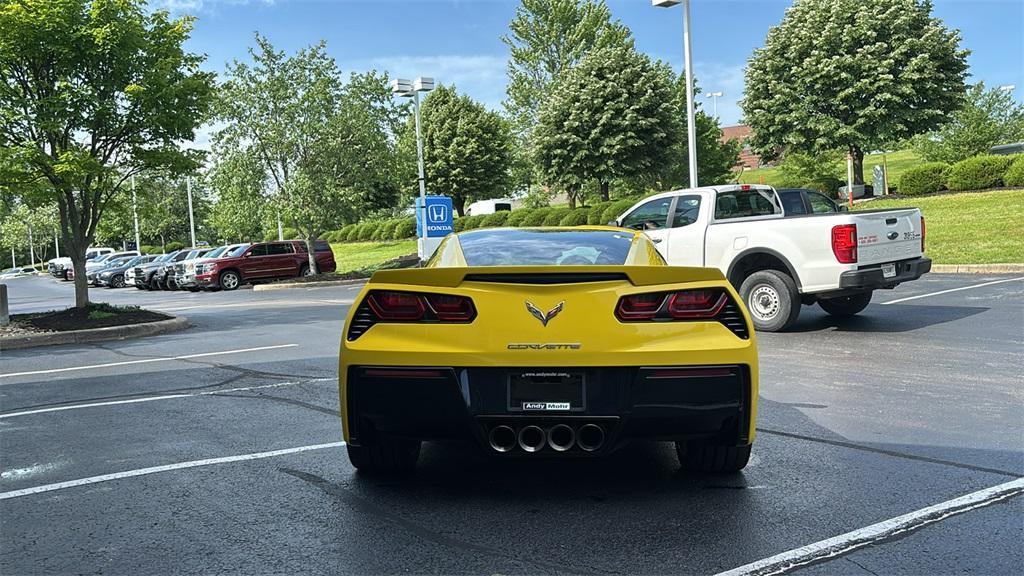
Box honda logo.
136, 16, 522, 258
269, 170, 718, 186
428, 204, 448, 223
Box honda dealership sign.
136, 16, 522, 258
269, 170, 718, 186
415, 195, 454, 260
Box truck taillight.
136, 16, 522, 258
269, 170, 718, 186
920, 216, 926, 253
831, 224, 858, 264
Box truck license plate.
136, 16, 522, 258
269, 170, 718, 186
882, 263, 897, 278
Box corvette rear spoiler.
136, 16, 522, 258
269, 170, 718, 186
368, 266, 726, 288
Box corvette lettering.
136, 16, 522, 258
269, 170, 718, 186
507, 343, 582, 350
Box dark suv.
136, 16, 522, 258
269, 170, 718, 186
193, 240, 336, 291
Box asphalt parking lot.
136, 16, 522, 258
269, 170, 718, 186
1, 273, 1021, 575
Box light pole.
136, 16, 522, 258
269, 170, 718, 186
131, 175, 141, 251
392, 76, 435, 256
186, 176, 197, 247
705, 91, 723, 119
654, 0, 699, 188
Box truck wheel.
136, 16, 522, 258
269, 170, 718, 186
346, 439, 420, 475
676, 441, 751, 472
299, 264, 311, 277
219, 270, 241, 291
819, 291, 873, 317
739, 270, 801, 332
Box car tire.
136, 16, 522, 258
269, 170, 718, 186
739, 270, 801, 332
219, 270, 241, 291
111, 274, 125, 288
299, 264, 310, 277
676, 441, 751, 473
818, 291, 872, 317
346, 439, 420, 475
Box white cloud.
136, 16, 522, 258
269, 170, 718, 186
150, 0, 275, 16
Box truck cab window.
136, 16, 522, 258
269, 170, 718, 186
621, 198, 672, 230
671, 195, 702, 228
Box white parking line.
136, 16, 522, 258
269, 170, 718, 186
0, 442, 345, 501
0, 344, 298, 380
714, 477, 1024, 576
159, 300, 352, 311
880, 277, 1024, 305
0, 378, 334, 419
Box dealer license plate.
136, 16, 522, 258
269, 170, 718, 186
509, 371, 584, 412
882, 263, 897, 279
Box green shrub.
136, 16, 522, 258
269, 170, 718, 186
601, 199, 638, 225
165, 241, 185, 252
559, 208, 591, 226
898, 162, 949, 196
355, 222, 378, 241
480, 211, 512, 227
374, 219, 398, 241
946, 155, 1014, 191
341, 224, 359, 242
1004, 155, 1024, 187
521, 207, 553, 226
280, 227, 299, 240
140, 244, 161, 255
460, 215, 487, 230
393, 218, 417, 239
586, 202, 612, 224
542, 207, 572, 226
505, 208, 533, 227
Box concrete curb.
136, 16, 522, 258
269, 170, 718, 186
0, 315, 190, 351
252, 278, 368, 291
931, 264, 1024, 274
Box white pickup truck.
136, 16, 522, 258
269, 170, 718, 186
615, 184, 930, 331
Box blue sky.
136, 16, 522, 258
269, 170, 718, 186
162, 0, 1023, 137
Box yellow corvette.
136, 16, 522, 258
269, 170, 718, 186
339, 227, 758, 474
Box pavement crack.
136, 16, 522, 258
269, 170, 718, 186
757, 427, 1021, 478
211, 392, 338, 417
278, 467, 594, 575
844, 556, 880, 575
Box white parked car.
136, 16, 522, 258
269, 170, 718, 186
0, 266, 37, 280
466, 198, 513, 216
614, 184, 930, 331
47, 247, 115, 279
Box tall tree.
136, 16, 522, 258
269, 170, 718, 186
400, 85, 513, 217
503, 0, 632, 136
216, 37, 404, 273
209, 152, 270, 244
742, 0, 968, 184
534, 45, 679, 205
0, 0, 215, 307
1, 202, 58, 266
912, 82, 1024, 164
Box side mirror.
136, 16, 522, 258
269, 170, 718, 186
607, 220, 620, 227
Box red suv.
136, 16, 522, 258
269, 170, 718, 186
194, 240, 337, 291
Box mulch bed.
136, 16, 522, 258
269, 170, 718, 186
12, 307, 171, 333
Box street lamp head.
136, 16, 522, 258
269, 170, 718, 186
414, 77, 435, 92
652, 0, 682, 6
391, 78, 414, 97
706, 91, 724, 98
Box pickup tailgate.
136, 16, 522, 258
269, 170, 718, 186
853, 209, 924, 265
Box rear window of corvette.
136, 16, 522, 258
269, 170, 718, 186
457, 229, 634, 266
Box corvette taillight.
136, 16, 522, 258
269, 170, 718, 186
667, 289, 727, 319
348, 290, 477, 340
615, 289, 748, 339
832, 224, 857, 264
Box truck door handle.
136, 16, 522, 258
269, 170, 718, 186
651, 238, 663, 244
886, 218, 897, 225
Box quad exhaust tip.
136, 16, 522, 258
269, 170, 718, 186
517, 425, 546, 452
577, 424, 605, 452
488, 425, 517, 453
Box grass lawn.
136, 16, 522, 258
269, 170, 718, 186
738, 149, 921, 188
330, 240, 417, 274
854, 189, 1024, 264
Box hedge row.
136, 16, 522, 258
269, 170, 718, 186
897, 154, 1022, 196
317, 198, 646, 244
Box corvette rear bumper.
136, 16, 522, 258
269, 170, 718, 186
343, 364, 754, 455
